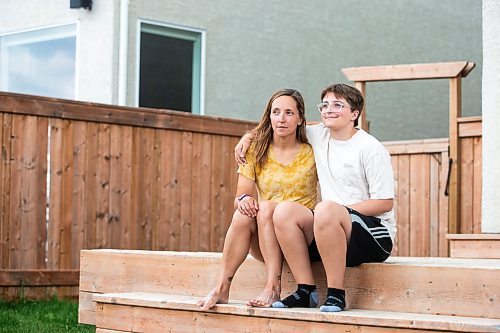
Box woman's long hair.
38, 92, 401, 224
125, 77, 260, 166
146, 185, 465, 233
251, 88, 308, 168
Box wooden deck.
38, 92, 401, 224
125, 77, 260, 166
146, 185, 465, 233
79, 249, 500, 332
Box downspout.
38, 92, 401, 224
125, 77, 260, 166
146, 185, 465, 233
118, 0, 129, 106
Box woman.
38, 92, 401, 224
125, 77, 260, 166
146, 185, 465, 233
197, 88, 317, 310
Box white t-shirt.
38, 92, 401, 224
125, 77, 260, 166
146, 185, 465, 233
306, 124, 397, 242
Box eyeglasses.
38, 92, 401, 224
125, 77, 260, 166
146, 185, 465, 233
317, 101, 351, 113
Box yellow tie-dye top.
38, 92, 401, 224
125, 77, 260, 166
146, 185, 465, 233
238, 143, 318, 209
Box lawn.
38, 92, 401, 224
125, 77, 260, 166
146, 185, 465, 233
0, 298, 94, 333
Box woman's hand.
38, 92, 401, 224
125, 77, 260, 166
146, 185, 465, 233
237, 195, 259, 217
234, 133, 253, 165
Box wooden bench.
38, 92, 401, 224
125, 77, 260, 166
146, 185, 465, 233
79, 249, 500, 332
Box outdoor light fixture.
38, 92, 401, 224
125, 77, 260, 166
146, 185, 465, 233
70, 0, 92, 10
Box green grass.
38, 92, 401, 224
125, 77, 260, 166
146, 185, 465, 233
0, 298, 94, 333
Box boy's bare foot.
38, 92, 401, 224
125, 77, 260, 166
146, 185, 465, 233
246, 286, 280, 307
197, 286, 230, 311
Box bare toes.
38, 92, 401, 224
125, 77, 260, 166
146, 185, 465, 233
253, 301, 268, 307
248, 299, 267, 307
247, 289, 280, 308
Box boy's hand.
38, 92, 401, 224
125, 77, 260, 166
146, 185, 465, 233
234, 134, 252, 165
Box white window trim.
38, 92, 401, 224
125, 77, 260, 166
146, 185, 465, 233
0, 21, 79, 39
135, 19, 206, 115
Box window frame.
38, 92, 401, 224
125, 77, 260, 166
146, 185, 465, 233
135, 20, 206, 115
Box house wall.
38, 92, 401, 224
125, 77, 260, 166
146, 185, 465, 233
0, 0, 119, 104
482, 0, 500, 233
0, 0, 482, 141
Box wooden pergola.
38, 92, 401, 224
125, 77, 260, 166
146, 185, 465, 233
342, 61, 476, 235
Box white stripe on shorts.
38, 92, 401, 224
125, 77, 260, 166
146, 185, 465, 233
350, 213, 391, 253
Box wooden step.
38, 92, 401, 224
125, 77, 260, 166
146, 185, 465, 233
447, 234, 500, 258
79, 249, 500, 325
92, 292, 500, 333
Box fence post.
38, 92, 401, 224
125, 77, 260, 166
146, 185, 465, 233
354, 81, 369, 131
448, 77, 462, 235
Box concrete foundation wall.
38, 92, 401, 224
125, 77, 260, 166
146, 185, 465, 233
482, 0, 500, 233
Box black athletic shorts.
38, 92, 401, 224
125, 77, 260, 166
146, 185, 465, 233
308, 207, 393, 267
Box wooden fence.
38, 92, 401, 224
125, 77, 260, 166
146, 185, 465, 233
0, 92, 254, 299
385, 115, 481, 257
0, 92, 482, 299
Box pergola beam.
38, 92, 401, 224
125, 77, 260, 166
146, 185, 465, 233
342, 61, 475, 82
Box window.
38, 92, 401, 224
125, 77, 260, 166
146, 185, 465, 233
0, 24, 76, 99
138, 22, 204, 114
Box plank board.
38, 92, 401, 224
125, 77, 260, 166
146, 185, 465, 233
447, 234, 500, 258
180, 131, 193, 251
72, 121, 88, 266
342, 62, 471, 82
473, 137, 482, 233
0, 114, 12, 268
94, 293, 500, 333
460, 138, 474, 233
0, 92, 257, 137
429, 154, 439, 256
61, 120, 75, 269
0, 269, 79, 286
96, 123, 111, 249
83, 122, 99, 249
458, 118, 482, 137
384, 138, 448, 155
438, 150, 450, 256
397, 155, 410, 256
48, 118, 64, 269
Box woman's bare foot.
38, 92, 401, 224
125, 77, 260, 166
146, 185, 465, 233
197, 284, 230, 311
246, 286, 280, 307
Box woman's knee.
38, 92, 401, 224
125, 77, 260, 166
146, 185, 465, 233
272, 201, 296, 227
230, 210, 256, 232
273, 201, 313, 231
256, 200, 276, 225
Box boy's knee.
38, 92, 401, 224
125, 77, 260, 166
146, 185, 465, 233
314, 201, 346, 231
315, 201, 344, 217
